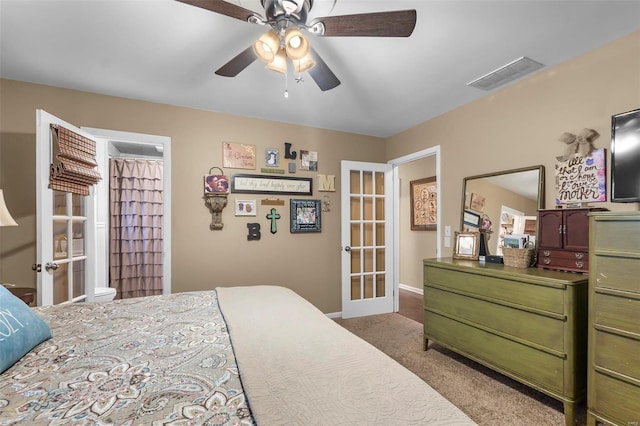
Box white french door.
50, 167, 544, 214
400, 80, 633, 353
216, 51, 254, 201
35, 110, 100, 305
341, 161, 394, 318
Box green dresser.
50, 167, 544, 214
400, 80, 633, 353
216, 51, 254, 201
423, 258, 588, 426
587, 212, 640, 426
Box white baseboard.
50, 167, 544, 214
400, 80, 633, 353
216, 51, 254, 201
399, 283, 423, 295
326, 284, 422, 319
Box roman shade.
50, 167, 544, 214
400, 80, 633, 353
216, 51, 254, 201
49, 125, 101, 196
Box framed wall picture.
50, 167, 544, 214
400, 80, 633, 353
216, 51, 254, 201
204, 174, 229, 194
555, 148, 606, 205
265, 148, 279, 167
223, 142, 256, 169
410, 176, 437, 231
290, 199, 321, 233
463, 210, 480, 228
234, 199, 256, 216
470, 193, 485, 213
231, 174, 312, 195
453, 231, 479, 260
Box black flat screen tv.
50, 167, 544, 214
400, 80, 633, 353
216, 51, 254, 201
611, 108, 640, 203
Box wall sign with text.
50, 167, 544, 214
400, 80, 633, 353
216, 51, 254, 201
555, 148, 606, 205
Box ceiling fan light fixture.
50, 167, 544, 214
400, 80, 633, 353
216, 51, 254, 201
294, 52, 315, 73
265, 48, 288, 74
253, 31, 280, 63
284, 28, 309, 60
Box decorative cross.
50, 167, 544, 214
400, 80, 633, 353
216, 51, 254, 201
266, 208, 280, 234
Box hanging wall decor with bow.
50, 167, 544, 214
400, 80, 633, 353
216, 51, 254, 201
558, 128, 600, 160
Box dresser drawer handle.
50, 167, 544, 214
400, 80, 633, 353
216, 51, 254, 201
543, 250, 551, 256
575, 261, 584, 268
544, 258, 551, 265
575, 253, 584, 259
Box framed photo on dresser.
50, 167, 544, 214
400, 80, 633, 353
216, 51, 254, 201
453, 231, 479, 260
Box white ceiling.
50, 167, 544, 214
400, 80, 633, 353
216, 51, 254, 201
1, 0, 639, 138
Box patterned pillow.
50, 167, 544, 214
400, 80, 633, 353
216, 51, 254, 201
0, 285, 52, 373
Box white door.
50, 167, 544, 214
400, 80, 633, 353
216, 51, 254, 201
341, 161, 394, 318
35, 110, 100, 305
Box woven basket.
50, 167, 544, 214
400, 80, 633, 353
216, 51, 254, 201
502, 247, 535, 268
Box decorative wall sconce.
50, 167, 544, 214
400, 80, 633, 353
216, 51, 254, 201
203, 167, 229, 230
204, 194, 228, 230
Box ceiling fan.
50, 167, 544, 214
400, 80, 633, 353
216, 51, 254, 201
177, 0, 417, 91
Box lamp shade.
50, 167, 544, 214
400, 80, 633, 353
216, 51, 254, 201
293, 51, 315, 73
284, 28, 310, 60
253, 31, 280, 64
265, 48, 287, 74
0, 190, 18, 227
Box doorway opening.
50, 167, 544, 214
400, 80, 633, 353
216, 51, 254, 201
83, 128, 172, 297
390, 146, 440, 312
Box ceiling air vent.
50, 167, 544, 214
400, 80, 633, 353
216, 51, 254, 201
467, 57, 545, 91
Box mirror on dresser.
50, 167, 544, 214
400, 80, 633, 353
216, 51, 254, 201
460, 165, 545, 256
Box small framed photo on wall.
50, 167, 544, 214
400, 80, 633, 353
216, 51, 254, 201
235, 199, 256, 216
265, 148, 279, 167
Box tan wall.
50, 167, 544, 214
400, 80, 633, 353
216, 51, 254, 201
386, 31, 640, 258
0, 80, 384, 313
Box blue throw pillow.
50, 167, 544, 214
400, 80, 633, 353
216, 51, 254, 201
0, 285, 52, 373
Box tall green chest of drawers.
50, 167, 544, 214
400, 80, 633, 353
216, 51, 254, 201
587, 212, 640, 426
423, 258, 588, 426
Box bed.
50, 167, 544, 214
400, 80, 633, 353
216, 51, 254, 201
0, 285, 476, 425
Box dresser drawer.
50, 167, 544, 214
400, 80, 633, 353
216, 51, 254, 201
424, 286, 564, 351
538, 252, 588, 272
424, 266, 564, 314
589, 371, 640, 423
593, 330, 640, 380
425, 312, 565, 393
540, 249, 588, 260
591, 255, 640, 294
591, 217, 640, 254
593, 293, 640, 335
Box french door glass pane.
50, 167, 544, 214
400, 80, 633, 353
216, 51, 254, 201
52, 263, 68, 304
72, 221, 85, 256
73, 259, 85, 298
53, 191, 66, 215
350, 171, 360, 194
350, 276, 361, 300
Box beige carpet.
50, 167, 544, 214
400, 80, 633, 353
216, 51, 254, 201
334, 313, 587, 426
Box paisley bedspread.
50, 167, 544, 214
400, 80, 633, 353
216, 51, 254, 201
0, 291, 254, 425
1, 287, 476, 426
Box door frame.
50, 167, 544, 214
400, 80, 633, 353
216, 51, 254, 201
82, 127, 172, 296
389, 146, 441, 311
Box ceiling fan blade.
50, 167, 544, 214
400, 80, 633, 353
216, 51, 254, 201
215, 46, 258, 77
313, 10, 416, 37
308, 48, 340, 91
176, 0, 260, 23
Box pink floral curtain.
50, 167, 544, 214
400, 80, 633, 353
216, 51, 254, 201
109, 159, 163, 299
